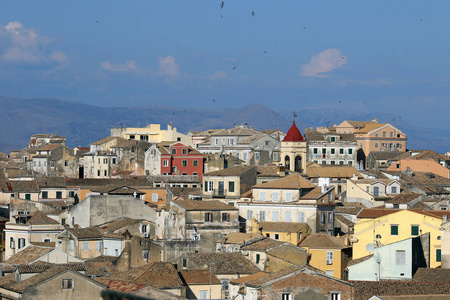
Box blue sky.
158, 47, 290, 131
0, 1, 449, 129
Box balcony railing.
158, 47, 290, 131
212, 189, 227, 198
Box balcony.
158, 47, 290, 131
212, 189, 228, 198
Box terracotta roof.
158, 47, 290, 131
413, 268, 450, 283
335, 215, 355, 227
335, 204, 364, 215
353, 122, 386, 134
65, 178, 152, 188
85, 261, 117, 277
347, 254, 373, 267
258, 221, 310, 233
35, 144, 62, 151
36, 176, 67, 188
211, 127, 261, 137
68, 227, 121, 239
252, 174, 315, 190
257, 165, 281, 177
230, 271, 268, 284
240, 237, 284, 251
351, 280, 450, 300
218, 232, 263, 244
7, 180, 39, 192
244, 265, 305, 287
174, 199, 237, 211
203, 165, 255, 177
96, 279, 146, 293
150, 175, 201, 183
0, 267, 94, 293
86, 255, 119, 263
300, 186, 329, 200
184, 253, 260, 275
386, 192, 422, 204
97, 217, 144, 232
6, 246, 54, 265
28, 211, 60, 225
179, 269, 221, 284
237, 133, 269, 144
299, 233, 347, 249
265, 243, 308, 265
102, 262, 183, 288
368, 151, 403, 160
91, 136, 118, 145
306, 164, 362, 179
357, 208, 399, 219
91, 185, 144, 195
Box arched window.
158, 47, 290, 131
285, 156, 290, 170
295, 156, 302, 173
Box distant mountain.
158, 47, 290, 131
0, 97, 448, 154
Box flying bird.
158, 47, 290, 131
212, 99, 216, 103
232, 66, 236, 70
303, 27, 306, 29
264, 51, 267, 53
220, 1, 224, 8
252, 11, 255, 16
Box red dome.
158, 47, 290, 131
283, 121, 305, 142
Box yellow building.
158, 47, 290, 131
250, 218, 311, 246
353, 209, 446, 268
299, 233, 352, 280
110, 124, 193, 147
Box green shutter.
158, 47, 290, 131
437, 249, 442, 262
391, 225, 398, 235
256, 254, 260, 264
411, 226, 419, 236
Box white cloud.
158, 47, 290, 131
207, 71, 228, 79
101, 60, 137, 72
157, 55, 180, 77
0, 21, 66, 65
300, 48, 347, 78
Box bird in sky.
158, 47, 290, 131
220, 1, 224, 9
303, 26, 306, 29
212, 99, 216, 103
232, 66, 236, 70
252, 11, 255, 16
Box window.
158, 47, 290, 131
391, 225, 399, 236
50, 161, 55, 168
143, 250, 149, 259
282, 293, 292, 300
205, 181, 214, 192
321, 212, 326, 224
182, 258, 187, 268
193, 160, 198, 167
222, 213, 230, 222
273, 152, 279, 161
272, 211, 279, 222
259, 211, 266, 221
260, 191, 266, 201
82, 241, 89, 252
274, 233, 280, 240
10, 237, 14, 249
25, 194, 31, 200
247, 210, 253, 220
255, 152, 260, 160
228, 181, 235, 193
339, 149, 344, 154
410, 225, 419, 236
62, 218, 66, 225
163, 160, 168, 167
62, 279, 74, 289
272, 192, 279, 202
69, 191, 75, 198
205, 213, 213, 222
42, 191, 48, 199
182, 160, 187, 167
69, 240, 74, 251
313, 148, 318, 154
221, 280, 230, 291
298, 212, 305, 222
96, 241, 103, 252
348, 149, 353, 154
383, 131, 386, 137
437, 249, 442, 262
256, 254, 260, 264
264, 140, 270, 146
360, 142, 363, 148
97, 170, 100, 176
285, 192, 292, 202
322, 148, 326, 154
151, 193, 158, 202
56, 191, 62, 198
171, 148, 176, 154
328, 212, 333, 222
326, 251, 333, 264
103, 158, 108, 164
18, 238, 26, 249
182, 148, 187, 154
339, 161, 344, 165
373, 186, 379, 197
391, 186, 397, 193
375, 142, 379, 148
331, 292, 341, 300
112, 158, 116, 164
104, 170, 107, 176
331, 148, 335, 154
330, 137, 336, 142
331, 161, 335, 165
396, 250, 406, 265
285, 211, 291, 222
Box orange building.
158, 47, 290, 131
387, 158, 450, 179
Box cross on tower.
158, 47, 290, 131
292, 111, 298, 120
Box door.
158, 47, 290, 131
218, 181, 225, 196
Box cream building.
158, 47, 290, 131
280, 121, 307, 173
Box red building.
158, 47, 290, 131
158, 142, 204, 179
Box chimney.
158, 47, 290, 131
352, 174, 359, 181
277, 165, 286, 177
167, 124, 172, 131
372, 118, 378, 123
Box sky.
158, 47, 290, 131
0, 1, 449, 129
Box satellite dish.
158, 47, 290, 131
366, 243, 375, 252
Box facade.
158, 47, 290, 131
145, 142, 204, 179
280, 121, 307, 173
348, 235, 428, 281
387, 158, 450, 179
346, 178, 402, 207
202, 165, 257, 205
29, 144, 79, 177
299, 233, 352, 280
29, 134, 66, 149
353, 209, 446, 268
110, 123, 193, 146
249, 219, 311, 246
178, 269, 222, 300
305, 129, 358, 167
